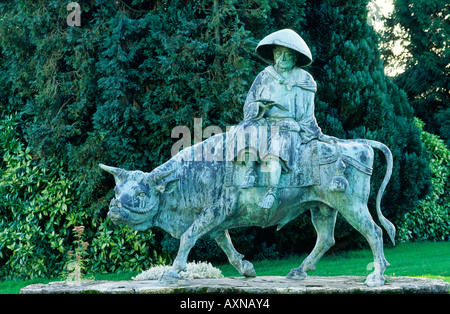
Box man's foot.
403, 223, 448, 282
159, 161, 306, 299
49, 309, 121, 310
258, 186, 277, 209
258, 194, 275, 209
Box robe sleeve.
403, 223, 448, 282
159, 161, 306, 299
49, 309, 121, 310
243, 72, 267, 121
297, 91, 323, 143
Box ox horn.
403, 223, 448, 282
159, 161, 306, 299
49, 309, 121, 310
151, 169, 175, 183
99, 163, 127, 183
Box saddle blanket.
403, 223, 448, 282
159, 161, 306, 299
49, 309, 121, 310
224, 139, 320, 188
224, 139, 374, 188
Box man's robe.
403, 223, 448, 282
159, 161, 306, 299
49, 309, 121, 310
228, 66, 323, 171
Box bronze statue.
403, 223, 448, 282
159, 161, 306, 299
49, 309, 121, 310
100, 29, 395, 287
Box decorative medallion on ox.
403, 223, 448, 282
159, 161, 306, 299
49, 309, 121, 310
100, 29, 395, 287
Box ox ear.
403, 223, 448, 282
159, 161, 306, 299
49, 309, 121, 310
155, 179, 179, 194
99, 164, 127, 184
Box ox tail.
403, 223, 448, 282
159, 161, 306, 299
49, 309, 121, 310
353, 139, 395, 245
363, 140, 396, 245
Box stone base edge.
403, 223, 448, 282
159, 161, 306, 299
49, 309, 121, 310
20, 276, 449, 294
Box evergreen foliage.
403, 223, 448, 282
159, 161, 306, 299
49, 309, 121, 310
0, 0, 432, 276
0, 115, 167, 280
397, 119, 450, 242
304, 1, 430, 220
383, 0, 450, 145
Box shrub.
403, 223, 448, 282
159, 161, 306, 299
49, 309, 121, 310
133, 261, 223, 281
0, 115, 167, 280
0, 115, 82, 279
396, 119, 450, 242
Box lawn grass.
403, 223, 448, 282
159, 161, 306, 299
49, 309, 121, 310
217, 241, 450, 280
0, 277, 53, 295
1, 241, 448, 294
0, 271, 140, 294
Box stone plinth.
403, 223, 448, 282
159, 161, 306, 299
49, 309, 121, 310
20, 276, 449, 294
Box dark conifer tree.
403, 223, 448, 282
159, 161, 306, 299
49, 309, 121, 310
383, 0, 449, 144
0, 0, 431, 271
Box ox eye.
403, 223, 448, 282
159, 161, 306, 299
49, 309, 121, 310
137, 191, 146, 197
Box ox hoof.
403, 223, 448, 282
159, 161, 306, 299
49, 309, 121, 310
286, 268, 307, 280
365, 273, 385, 287
241, 260, 256, 277
159, 270, 179, 284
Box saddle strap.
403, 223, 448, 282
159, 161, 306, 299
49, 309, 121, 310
319, 140, 373, 176
320, 154, 373, 175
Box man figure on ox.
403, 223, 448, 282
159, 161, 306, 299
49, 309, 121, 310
231, 29, 334, 209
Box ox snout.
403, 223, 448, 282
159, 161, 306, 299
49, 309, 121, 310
110, 198, 121, 208
107, 198, 129, 224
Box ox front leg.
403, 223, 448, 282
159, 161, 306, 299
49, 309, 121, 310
215, 230, 256, 278
159, 206, 225, 284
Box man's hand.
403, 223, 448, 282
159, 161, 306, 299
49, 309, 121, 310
257, 99, 275, 110
256, 99, 288, 111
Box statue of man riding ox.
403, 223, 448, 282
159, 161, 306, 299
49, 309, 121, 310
100, 29, 396, 287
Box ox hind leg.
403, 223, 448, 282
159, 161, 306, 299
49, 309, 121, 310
215, 230, 256, 277
339, 202, 389, 287
287, 205, 337, 280
160, 206, 225, 283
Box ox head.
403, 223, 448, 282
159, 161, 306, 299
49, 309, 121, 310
99, 164, 178, 231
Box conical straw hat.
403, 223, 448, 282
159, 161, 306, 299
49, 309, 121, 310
256, 29, 312, 67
